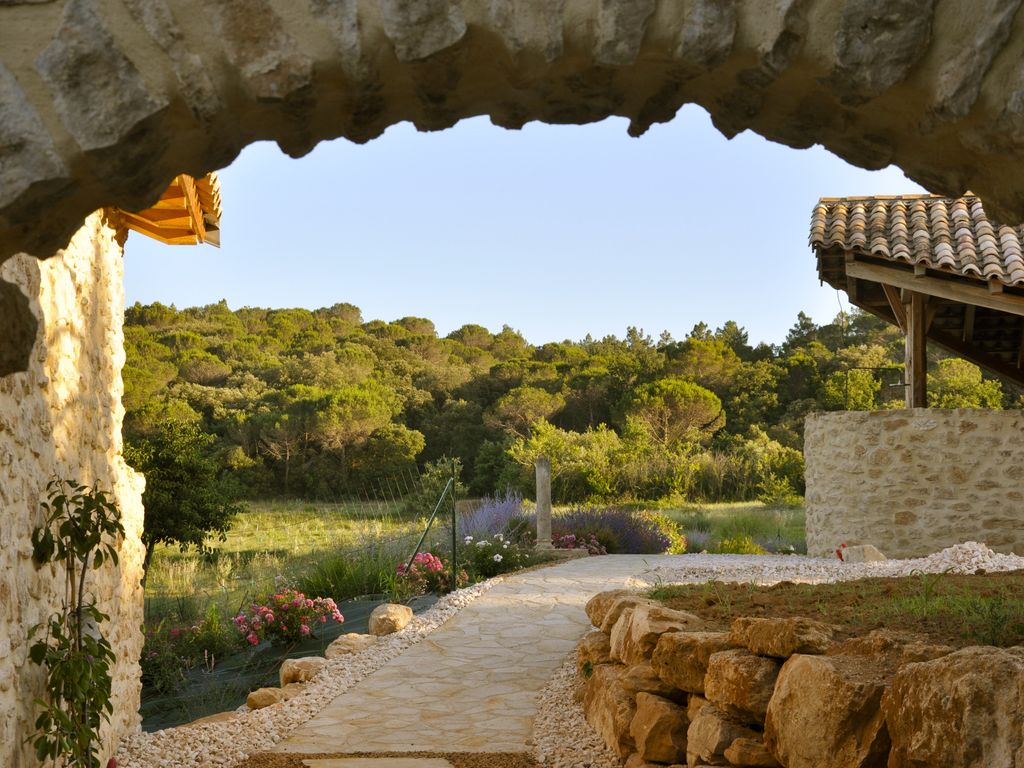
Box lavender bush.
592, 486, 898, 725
461, 490, 532, 543
545, 507, 686, 555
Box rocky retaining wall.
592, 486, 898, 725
0, 211, 145, 768
804, 409, 1024, 559
579, 589, 1024, 768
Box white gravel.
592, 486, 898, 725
631, 541, 1024, 589
116, 580, 499, 768
532, 651, 619, 768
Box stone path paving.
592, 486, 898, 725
275, 555, 678, 754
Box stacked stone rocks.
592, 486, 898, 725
579, 589, 1024, 767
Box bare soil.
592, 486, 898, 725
654, 570, 1024, 648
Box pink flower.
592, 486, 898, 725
319, 615, 327, 623
300, 624, 311, 635
247, 632, 259, 645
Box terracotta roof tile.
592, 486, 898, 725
809, 194, 1024, 287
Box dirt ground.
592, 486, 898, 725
655, 570, 1024, 648
242, 752, 539, 768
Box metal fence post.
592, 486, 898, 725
451, 470, 458, 591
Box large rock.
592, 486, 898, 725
725, 736, 781, 767
583, 663, 637, 759
728, 616, 834, 657
586, 589, 635, 628
830, 629, 953, 666
369, 603, 414, 636
325, 632, 377, 658
279, 656, 327, 687
652, 631, 734, 694
764, 654, 891, 768
629, 692, 689, 764
620, 661, 683, 700
246, 687, 284, 709
610, 606, 638, 662
578, 630, 612, 675
687, 703, 760, 766
616, 604, 704, 666
704, 649, 781, 724
600, 594, 660, 634
882, 646, 1024, 768
840, 544, 886, 563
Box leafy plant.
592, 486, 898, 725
28, 478, 125, 768
233, 588, 343, 645
712, 534, 768, 555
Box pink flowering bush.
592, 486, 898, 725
553, 532, 608, 555
396, 551, 467, 596
233, 588, 343, 645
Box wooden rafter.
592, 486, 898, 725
119, 173, 220, 247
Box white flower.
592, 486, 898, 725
494, 533, 504, 542
464, 535, 473, 544
503, 543, 509, 549
493, 554, 503, 563
476, 540, 488, 547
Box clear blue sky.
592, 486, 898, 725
124, 105, 923, 347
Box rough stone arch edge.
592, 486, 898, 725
3, 0, 1024, 262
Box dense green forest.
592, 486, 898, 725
122, 301, 1015, 504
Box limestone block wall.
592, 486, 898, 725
0, 211, 145, 768
804, 409, 1024, 559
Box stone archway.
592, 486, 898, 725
4, 0, 1024, 264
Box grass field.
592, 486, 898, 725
658, 501, 806, 554
144, 499, 432, 622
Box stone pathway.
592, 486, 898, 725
275, 555, 677, 754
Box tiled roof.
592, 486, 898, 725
810, 195, 1024, 287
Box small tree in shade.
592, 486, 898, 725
125, 420, 243, 582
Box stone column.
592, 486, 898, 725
535, 456, 554, 551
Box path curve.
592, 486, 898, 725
274, 555, 676, 754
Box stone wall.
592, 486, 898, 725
580, 590, 1024, 768
4, 1, 1024, 263
0, 211, 145, 768
804, 409, 1024, 559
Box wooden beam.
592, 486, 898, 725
963, 305, 976, 343
882, 284, 906, 331
905, 291, 928, 408
845, 259, 1024, 317
850, 299, 1024, 389
914, 263, 928, 277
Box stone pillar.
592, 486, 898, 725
535, 456, 553, 551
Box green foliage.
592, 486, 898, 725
401, 457, 466, 517
125, 420, 243, 576
28, 479, 124, 768
712, 534, 768, 555
928, 358, 1004, 409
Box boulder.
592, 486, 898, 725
686, 703, 760, 766
840, 544, 886, 563
617, 604, 704, 665
185, 711, 238, 728
688, 694, 709, 722
583, 663, 636, 758
578, 630, 612, 675
883, 646, 1024, 768
764, 654, 891, 768
830, 628, 952, 667
724, 737, 781, 767
279, 656, 327, 687
728, 616, 834, 657
629, 692, 689, 764
652, 632, 733, 694
600, 594, 660, 634
246, 687, 284, 709
609, 606, 637, 662
704, 649, 781, 724
620, 662, 684, 700
368, 603, 413, 636
623, 754, 664, 768
325, 632, 377, 658
586, 589, 634, 627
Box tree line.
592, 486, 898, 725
122, 300, 1015, 517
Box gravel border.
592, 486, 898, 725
117, 579, 500, 768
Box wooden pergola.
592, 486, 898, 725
811, 195, 1024, 406
117, 173, 221, 247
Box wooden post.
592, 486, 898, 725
535, 457, 554, 551
905, 291, 928, 408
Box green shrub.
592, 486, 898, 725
712, 534, 768, 555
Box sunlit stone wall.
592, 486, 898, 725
0, 211, 145, 768
805, 409, 1024, 559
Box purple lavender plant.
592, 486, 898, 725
461, 490, 530, 542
